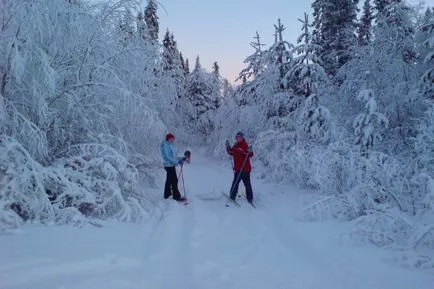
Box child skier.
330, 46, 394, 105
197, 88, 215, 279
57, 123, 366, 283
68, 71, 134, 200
160, 133, 187, 202
226, 132, 254, 204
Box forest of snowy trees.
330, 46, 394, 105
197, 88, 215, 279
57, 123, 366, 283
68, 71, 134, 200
0, 0, 225, 228
208, 0, 434, 266
0, 0, 433, 268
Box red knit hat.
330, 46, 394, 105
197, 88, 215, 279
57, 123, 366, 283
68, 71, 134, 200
165, 133, 175, 141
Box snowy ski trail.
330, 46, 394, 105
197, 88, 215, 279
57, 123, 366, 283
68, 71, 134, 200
0, 151, 433, 289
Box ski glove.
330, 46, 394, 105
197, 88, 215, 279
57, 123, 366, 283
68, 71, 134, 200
248, 146, 253, 154
225, 140, 230, 148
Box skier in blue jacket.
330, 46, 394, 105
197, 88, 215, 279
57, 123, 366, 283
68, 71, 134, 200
160, 133, 187, 201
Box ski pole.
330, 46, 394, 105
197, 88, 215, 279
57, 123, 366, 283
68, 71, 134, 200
179, 165, 187, 199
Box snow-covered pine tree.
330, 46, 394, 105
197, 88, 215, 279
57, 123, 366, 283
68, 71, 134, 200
162, 30, 184, 98
375, 0, 415, 61
237, 31, 266, 82
353, 71, 388, 155
179, 52, 186, 72
136, 11, 150, 42
185, 56, 215, 117
374, 0, 400, 18
374, 0, 389, 15
136, 11, 148, 41
179, 56, 218, 135
418, 7, 433, 100
337, 0, 420, 153
211, 61, 222, 108
300, 93, 332, 145
212, 61, 220, 76
184, 58, 190, 76
222, 79, 234, 100
311, 0, 359, 76
144, 0, 159, 42
235, 31, 266, 106
119, 9, 134, 44
194, 55, 200, 71
284, 13, 326, 98
413, 8, 434, 195
268, 19, 293, 89
162, 30, 175, 70
282, 13, 331, 144
358, 0, 373, 45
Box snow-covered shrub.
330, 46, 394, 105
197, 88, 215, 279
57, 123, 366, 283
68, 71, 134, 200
300, 195, 359, 222
353, 85, 388, 154
0, 199, 23, 231
252, 129, 298, 182
55, 207, 88, 227
51, 143, 147, 222
299, 94, 331, 145
341, 212, 414, 248
0, 100, 48, 162
0, 136, 52, 227
414, 225, 434, 251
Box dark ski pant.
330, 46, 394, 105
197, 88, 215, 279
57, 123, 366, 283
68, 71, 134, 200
164, 167, 182, 200
230, 171, 253, 202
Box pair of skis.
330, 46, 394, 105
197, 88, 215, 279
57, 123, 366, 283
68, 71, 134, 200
224, 193, 256, 209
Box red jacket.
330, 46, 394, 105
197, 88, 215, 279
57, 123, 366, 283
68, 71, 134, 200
226, 139, 253, 173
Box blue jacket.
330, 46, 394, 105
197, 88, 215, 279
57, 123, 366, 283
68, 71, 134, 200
160, 141, 181, 167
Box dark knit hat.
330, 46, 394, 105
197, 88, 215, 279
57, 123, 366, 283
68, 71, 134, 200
235, 131, 244, 138
166, 133, 175, 141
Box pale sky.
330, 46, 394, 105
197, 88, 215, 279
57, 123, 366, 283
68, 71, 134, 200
158, 0, 313, 83
156, 0, 433, 84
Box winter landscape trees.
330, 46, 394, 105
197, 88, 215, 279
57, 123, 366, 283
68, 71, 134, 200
209, 0, 434, 267
0, 0, 229, 230
0, 0, 433, 270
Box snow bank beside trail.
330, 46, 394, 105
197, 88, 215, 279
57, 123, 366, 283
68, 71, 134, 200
0, 136, 156, 232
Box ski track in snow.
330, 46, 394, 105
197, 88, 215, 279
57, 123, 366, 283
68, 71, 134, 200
0, 152, 433, 289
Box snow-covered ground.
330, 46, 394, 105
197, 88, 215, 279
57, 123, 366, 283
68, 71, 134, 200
1, 153, 433, 289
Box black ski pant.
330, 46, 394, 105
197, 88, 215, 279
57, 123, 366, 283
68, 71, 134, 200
230, 171, 253, 202
164, 167, 182, 200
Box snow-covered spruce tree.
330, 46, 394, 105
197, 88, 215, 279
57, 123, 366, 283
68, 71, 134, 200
358, 0, 374, 45
353, 71, 388, 155
418, 7, 434, 100
372, 1, 420, 149
162, 30, 185, 98
211, 61, 223, 108
242, 19, 294, 122
180, 56, 217, 135
235, 31, 266, 106
237, 31, 266, 82
267, 19, 294, 90
409, 10, 434, 256
118, 9, 135, 45
374, 0, 401, 19
283, 13, 331, 145
144, 0, 159, 42
222, 79, 234, 100
311, 0, 359, 76
410, 7, 434, 217
336, 1, 420, 155
136, 11, 148, 41
184, 58, 190, 76
185, 56, 215, 115
284, 13, 326, 98
286, 13, 330, 144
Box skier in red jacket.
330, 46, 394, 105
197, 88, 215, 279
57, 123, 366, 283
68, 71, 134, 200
226, 131, 254, 203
